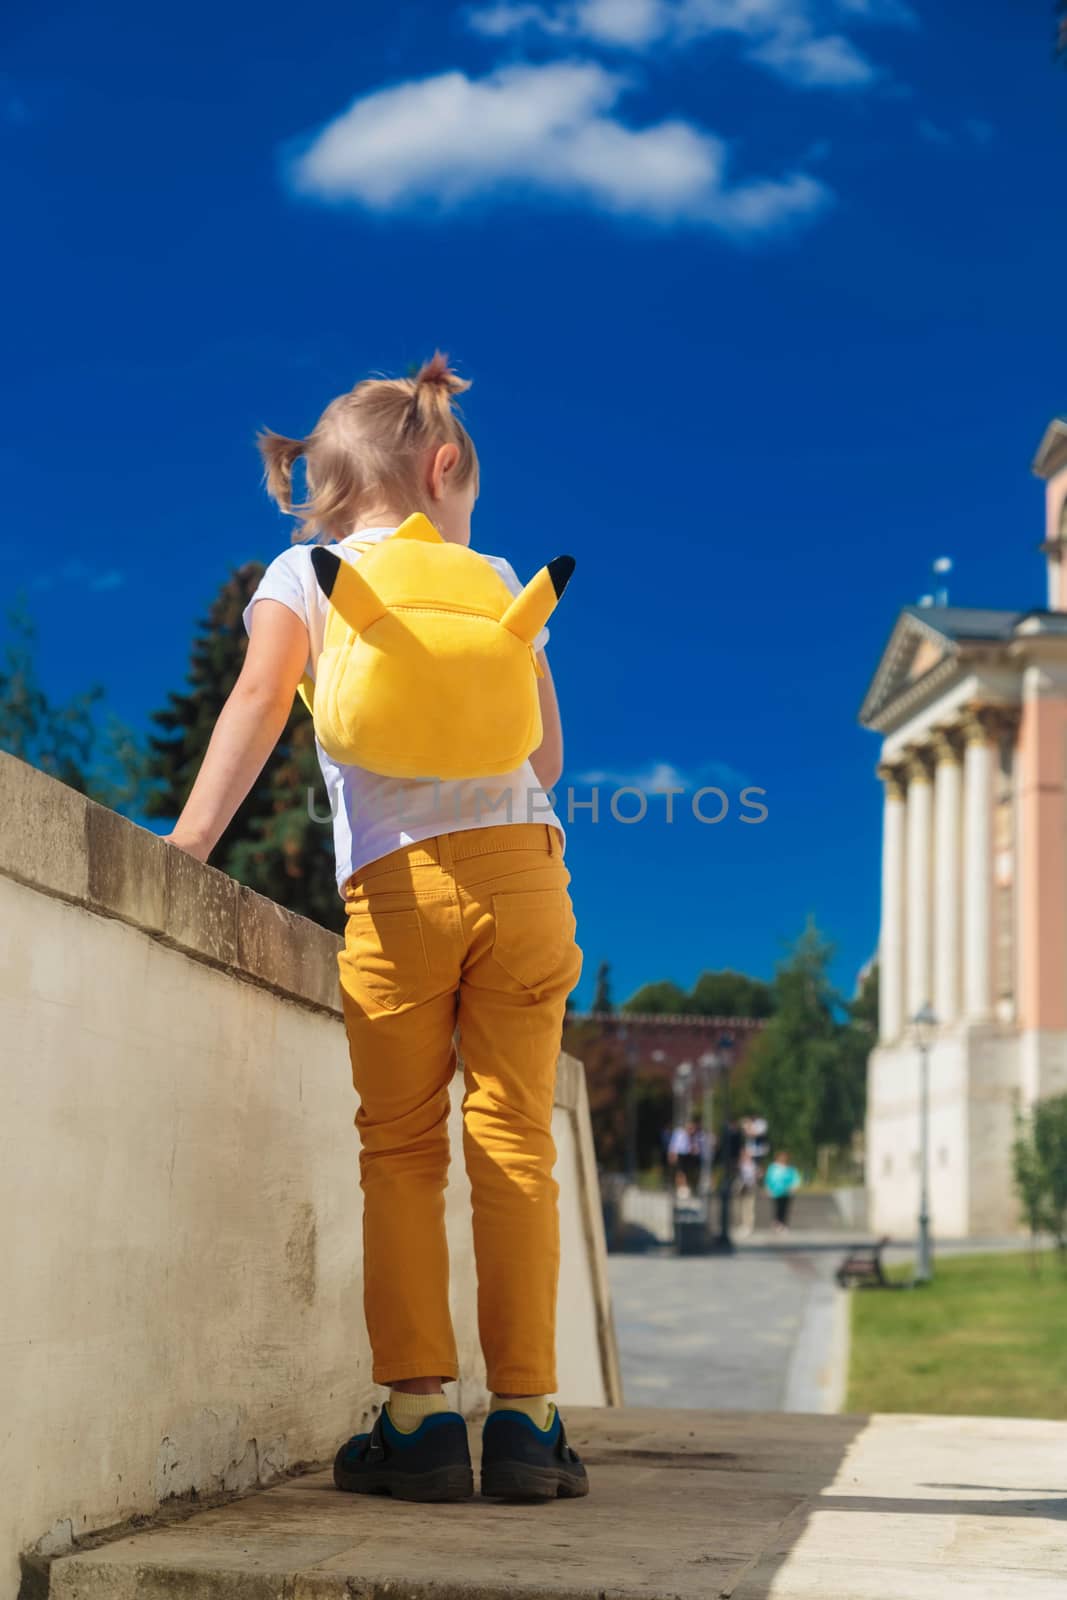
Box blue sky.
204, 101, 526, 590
3, 0, 1066, 1007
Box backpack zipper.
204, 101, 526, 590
389, 603, 499, 621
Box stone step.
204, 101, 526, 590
754, 1190, 848, 1229
44, 1407, 1067, 1599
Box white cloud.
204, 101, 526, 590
290, 62, 830, 234
464, 0, 913, 90
836, 0, 917, 23
29, 560, 127, 595
467, 2, 570, 36
578, 760, 692, 788
748, 24, 875, 85
964, 117, 994, 146
576, 758, 753, 789
917, 116, 951, 146
577, 0, 673, 44
917, 116, 994, 152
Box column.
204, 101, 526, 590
877, 763, 907, 1042
905, 750, 934, 1018
1017, 676, 1067, 1047
962, 710, 995, 1022
931, 730, 962, 1025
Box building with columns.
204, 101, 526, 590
860, 416, 1067, 1237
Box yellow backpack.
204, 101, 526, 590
301, 513, 575, 780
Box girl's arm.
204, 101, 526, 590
530, 652, 563, 791
167, 600, 310, 862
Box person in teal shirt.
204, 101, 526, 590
764, 1151, 802, 1233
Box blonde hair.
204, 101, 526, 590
258, 352, 479, 543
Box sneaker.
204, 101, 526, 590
480, 1407, 589, 1501
333, 1407, 474, 1502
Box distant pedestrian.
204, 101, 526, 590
743, 1111, 770, 1167
667, 1117, 707, 1198
764, 1151, 802, 1234
735, 1147, 759, 1238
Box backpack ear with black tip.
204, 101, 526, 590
311, 547, 385, 633
310, 547, 341, 599
500, 555, 576, 646
548, 554, 575, 599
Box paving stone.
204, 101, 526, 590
47, 1408, 1067, 1599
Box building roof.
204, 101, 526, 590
860, 604, 1067, 730
898, 604, 1022, 642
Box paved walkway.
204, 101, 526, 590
49, 1408, 1067, 1598
609, 1238, 850, 1413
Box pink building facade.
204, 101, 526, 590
860, 417, 1067, 1237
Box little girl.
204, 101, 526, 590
167, 355, 587, 1503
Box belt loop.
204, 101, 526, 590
547, 825, 559, 857
437, 831, 453, 870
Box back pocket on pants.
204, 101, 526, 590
341, 908, 429, 1011
490, 889, 578, 990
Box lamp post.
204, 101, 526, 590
673, 1059, 694, 1126
671, 1060, 694, 1209
910, 1003, 937, 1285
707, 1032, 736, 1253
698, 1050, 717, 1196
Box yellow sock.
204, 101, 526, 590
490, 1394, 554, 1431
387, 1392, 450, 1434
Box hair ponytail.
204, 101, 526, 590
414, 350, 471, 399
259, 354, 478, 542
405, 351, 472, 437
257, 430, 306, 514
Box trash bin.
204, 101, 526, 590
673, 1197, 710, 1255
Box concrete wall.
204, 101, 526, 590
0, 752, 621, 1599
866, 1025, 1031, 1240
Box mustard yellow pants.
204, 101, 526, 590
338, 823, 582, 1395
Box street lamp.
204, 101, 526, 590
910, 1003, 938, 1285
697, 1050, 718, 1195
671, 1061, 695, 1206
706, 1032, 736, 1253
673, 1059, 694, 1126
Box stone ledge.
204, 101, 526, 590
0, 752, 591, 1103
0, 749, 345, 1017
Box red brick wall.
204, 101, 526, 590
563, 1011, 765, 1081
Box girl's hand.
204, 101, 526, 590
163, 830, 211, 863
165, 601, 310, 863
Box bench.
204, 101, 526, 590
836, 1236, 890, 1288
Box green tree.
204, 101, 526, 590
0, 601, 149, 811
147, 564, 342, 931
1013, 1095, 1067, 1263
623, 970, 773, 1017
686, 969, 774, 1018
1034, 1095, 1067, 1252
623, 979, 688, 1014
591, 960, 614, 1014
561, 1013, 627, 1166
834, 962, 878, 1142
747, 920, 862, 1169
1013, 1114, 1049, 1269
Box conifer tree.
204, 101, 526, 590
0, 601, 148, 811
147, 564, 342, 931
747, 920, 864, 1168
591, 960, 614, 1014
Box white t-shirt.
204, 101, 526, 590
243, 526, 564, 892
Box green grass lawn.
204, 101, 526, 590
847, 1249, 1067, 1419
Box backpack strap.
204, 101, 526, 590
295, 538, 376, 716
